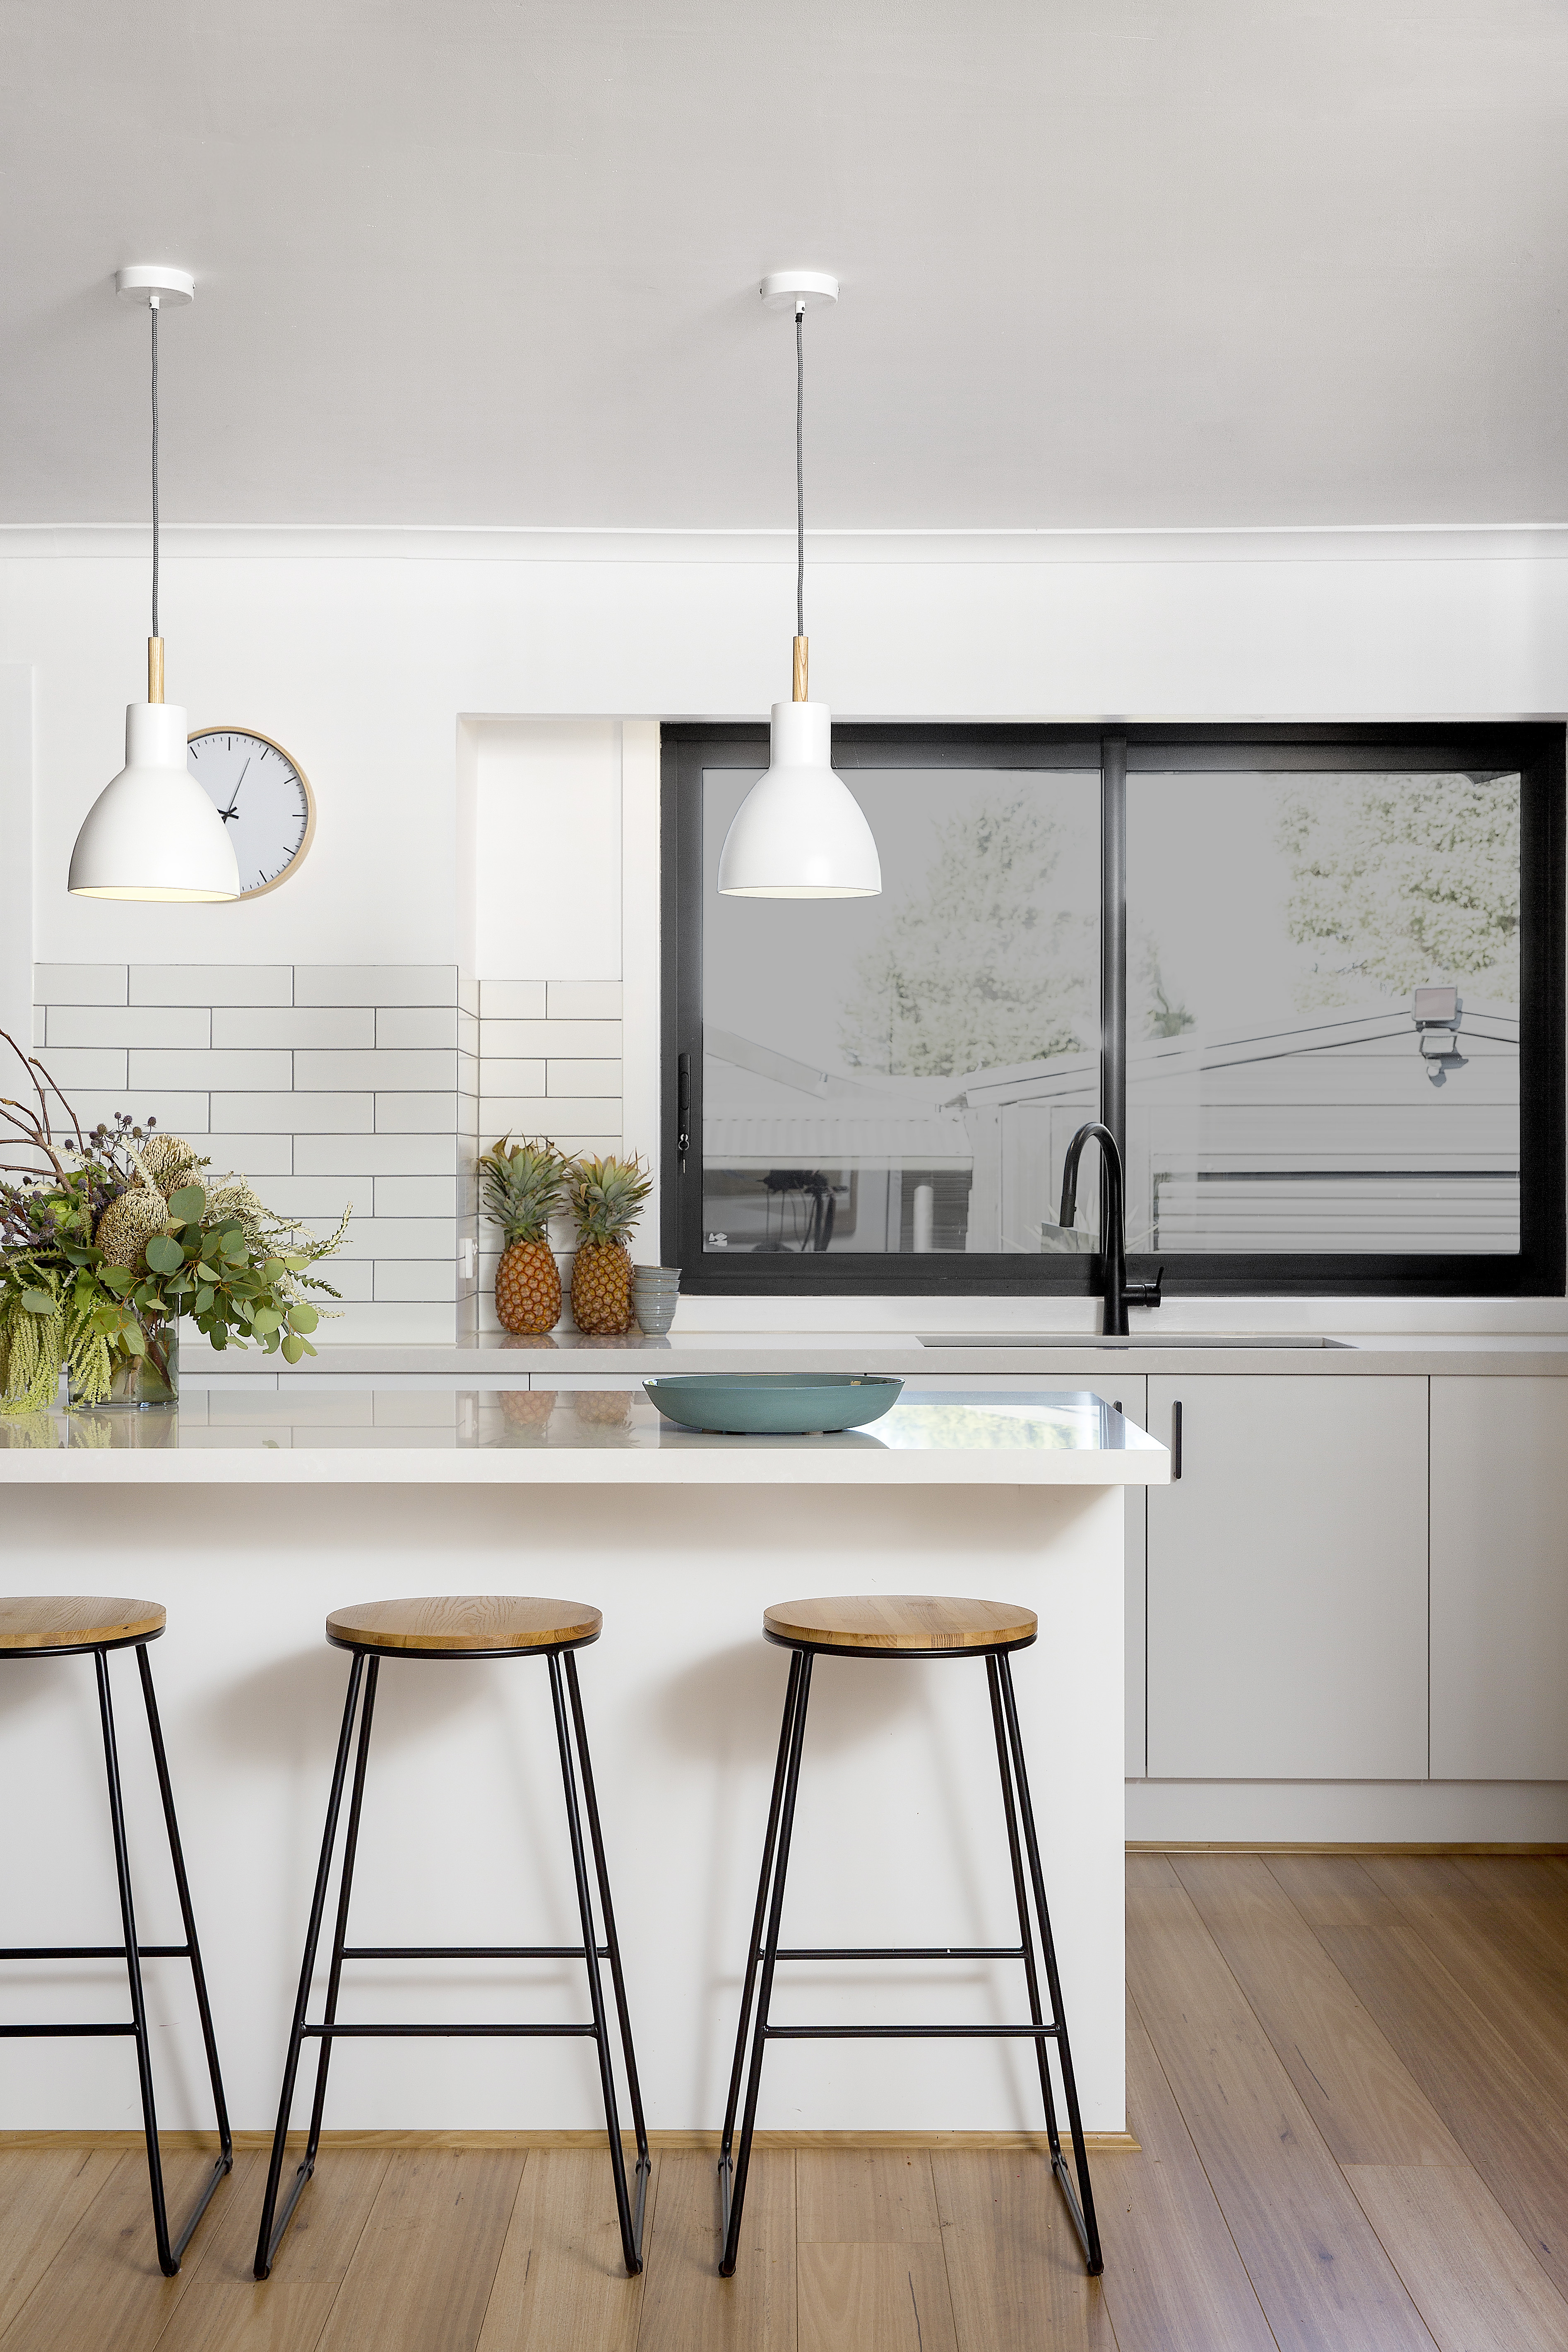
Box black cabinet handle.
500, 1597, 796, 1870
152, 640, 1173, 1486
677, 1051, 690, 1169
1171, 1399, 1182, 1480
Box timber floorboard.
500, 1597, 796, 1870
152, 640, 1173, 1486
5, 1853, 1568, 2349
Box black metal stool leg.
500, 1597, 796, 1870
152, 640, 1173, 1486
95, 1649, 178, 2276
986, 1656, 1063, 2152
548, 1650, 642, 2275
720, 1647, 813, 2278
718, 1650, 802, 2179
564, 1651, 650, 2251
254, 1653, 368, 2280
996, 1653, 1103, 2275
301, 1655, 380, 2163
135, 1646, 233, 2260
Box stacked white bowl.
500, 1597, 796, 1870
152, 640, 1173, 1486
632, 1264, 681, 1335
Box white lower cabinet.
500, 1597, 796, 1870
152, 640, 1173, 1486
1431, 1377, 1568, 1780
1145, 1376, 1429, 1780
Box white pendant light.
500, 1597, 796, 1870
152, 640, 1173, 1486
69, 267, 240, 902
717, 272, 880, 900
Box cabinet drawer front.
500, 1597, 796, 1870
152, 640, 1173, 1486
1147, 1376, 1428, 1781
1431, 1376, 1568, 1780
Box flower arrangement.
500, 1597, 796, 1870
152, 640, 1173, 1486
0, 1029, 350, 1413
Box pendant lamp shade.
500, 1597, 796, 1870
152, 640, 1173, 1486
717, 702, 881, 897
69, 703, 240, 902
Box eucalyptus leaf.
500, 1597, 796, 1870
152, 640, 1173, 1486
281, 1332, 305, 1364
123, 1325, 146, 1356
195, 1285, 214, 1314
20, 1288, 53, 1314
251, 1308, 282, 1335
101, 1265, 137, 1294
144, 1235, 183, 1275
167, 1184, 206, 1222
287, 1304, 319, 1334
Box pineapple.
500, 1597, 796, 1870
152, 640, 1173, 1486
479, 1138, 568, 1335
566, 1154, 653, 1335
500, 1388, 556, 1428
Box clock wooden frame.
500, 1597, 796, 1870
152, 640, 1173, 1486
186, 726, 317, 899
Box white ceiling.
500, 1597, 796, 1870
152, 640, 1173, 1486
6, 0, 1568, 531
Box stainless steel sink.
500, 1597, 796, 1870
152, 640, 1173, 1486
918, 1334, 1355, 1350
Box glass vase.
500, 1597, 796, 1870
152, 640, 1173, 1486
70, 1318, 179, 1410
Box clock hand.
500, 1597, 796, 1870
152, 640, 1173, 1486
220, 758, 252, 821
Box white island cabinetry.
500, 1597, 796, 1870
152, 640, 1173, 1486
1145, 1375, 1428, 1780
1430, 1377, 1568, 1780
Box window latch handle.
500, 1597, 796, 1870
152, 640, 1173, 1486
677, 1051, 691, 1169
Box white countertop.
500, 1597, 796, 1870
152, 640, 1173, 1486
0, 1385, 1170, 1486
177, 1328, 1568, 1383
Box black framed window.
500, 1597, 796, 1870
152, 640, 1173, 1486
661, 724, 1564, 1298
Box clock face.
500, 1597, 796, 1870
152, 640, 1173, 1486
186, 729, 315, 897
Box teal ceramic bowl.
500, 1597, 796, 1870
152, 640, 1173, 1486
643, 1373, 904, 1435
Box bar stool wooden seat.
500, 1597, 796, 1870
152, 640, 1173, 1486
719, 1592, 1101, 2280
254, 1594, 647, 2281
0, 1597, 232, 2276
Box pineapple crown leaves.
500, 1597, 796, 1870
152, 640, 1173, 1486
565, 1152, 652, 1246
477, 1136, 570, 1243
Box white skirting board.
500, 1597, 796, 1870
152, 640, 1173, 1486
1125, 1778, 1568, 1845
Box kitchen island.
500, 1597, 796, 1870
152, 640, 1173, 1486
0, 1386, 1165, 2143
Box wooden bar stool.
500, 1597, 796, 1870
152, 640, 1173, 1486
0, 1597, 232, 2275
254, 1595, 648, 2280
719, 1594, 1101, 2279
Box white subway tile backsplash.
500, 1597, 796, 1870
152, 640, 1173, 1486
211, 1092, 374, 1133
296, 1049, 458, 1091
479, 981, 547, 1019
197, 1133, 295, 1175
374, 1176, 459, 1216
308, 1216, 454, 1258
374, 1093, 467, 1133
481, 1020, 621, 1057
251, 1177, 375, 1219
374, 1261, 459, 1301
476, 1059, 546, 1098
47, 1007, 209, 1050
131, 1050, 294, 1091
294, 966, 456, 1007
37, 1047, 128, 1089
532, 1097, 623, 1131
477, 1100, 560, 1138
130, 965, 292, 1006
69, 1092, 212, 1137
310, 1260, 375, 1303
35, 964, 129, 1006
376, 1008, 460, 1049
293, 1133, 459, 1176
459, 974, 480, 1017
548, 1058, 623, 1096
547, 981, 623, 1019
326, 1302, 458, 1343
213, 1007, 375, 1049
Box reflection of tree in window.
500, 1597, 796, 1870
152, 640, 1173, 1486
839, 795, 1094, 1076
1279, 773, 1520, 1007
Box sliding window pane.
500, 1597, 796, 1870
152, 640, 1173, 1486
1123, 768, 1521, 1254
702, 766, 1099, 1255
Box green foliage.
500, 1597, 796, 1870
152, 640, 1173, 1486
478, 1137, 569, 1243
565, 1154, 652, 1245
1278, 772, 1521, 1008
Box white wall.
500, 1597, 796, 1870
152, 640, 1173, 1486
7, 523, 1568, 975
4, 524, 1565, 1329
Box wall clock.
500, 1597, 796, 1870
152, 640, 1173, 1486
185, 728, 316, 898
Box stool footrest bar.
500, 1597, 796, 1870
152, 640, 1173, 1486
767, 2022, 1063, 2039
0, 1945, 191, 1960
774, 1945, 1025, 1961
302, 2021, 599, 2038
0, 2021, 139, 2037
340, 1944, 609, 1960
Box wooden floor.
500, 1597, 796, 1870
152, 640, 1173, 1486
5, 1853, 1568, 2350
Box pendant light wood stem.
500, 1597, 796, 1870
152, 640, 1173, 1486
147, 637, 165, 704
792, 636, 809, 702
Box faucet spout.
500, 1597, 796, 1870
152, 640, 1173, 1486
1059, 1122, 1163, 1338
